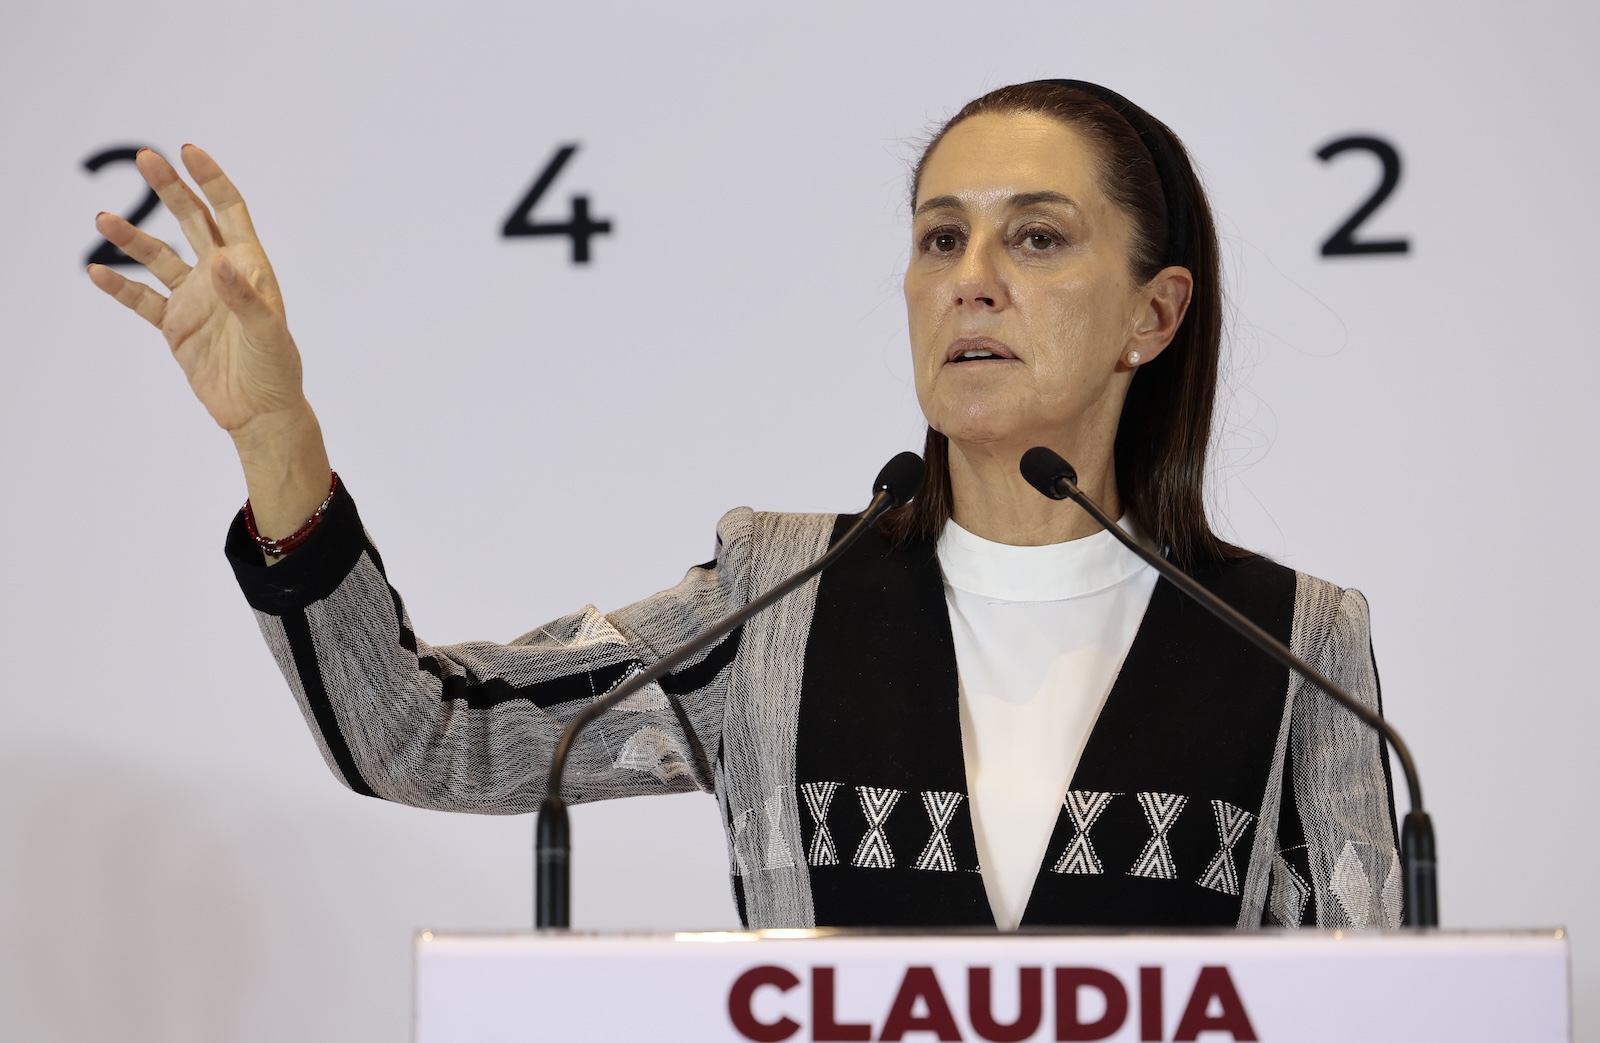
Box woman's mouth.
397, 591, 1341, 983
945, 337, 1019, 364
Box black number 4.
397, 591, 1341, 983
1315, 136, 1409, 257
502, 145, 613, 263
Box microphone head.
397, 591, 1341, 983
1019, 446, 1077, 500
874, 451, 927, 509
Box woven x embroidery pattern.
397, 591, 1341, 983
1051, 790, 1119, 875
801, 781, 840, 867
1128, 791, 1188, 880
1269, 851, 1311, 926
851, 786, 904, 869
912, 791, 964, 872
729, 806, 753, 878
763, 790, 795, 870
1197, 799, 1255, 895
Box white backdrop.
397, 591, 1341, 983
3, 0, 1597, 1039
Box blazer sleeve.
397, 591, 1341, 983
1271, 579, 1403, 928
225, 479, 753, 813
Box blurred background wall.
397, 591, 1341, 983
3, 0, 1596, 1038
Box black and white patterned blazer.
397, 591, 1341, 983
228, 481, 1401, 930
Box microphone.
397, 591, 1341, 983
1019, 446, 1438, 928
535, 452, 927, 928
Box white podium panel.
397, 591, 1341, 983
415, 929, 1568, 1043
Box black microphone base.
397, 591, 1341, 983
1401, 809, 1439, 928
535, 796, 571, 929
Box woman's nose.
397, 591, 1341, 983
952, 238, 1007, 310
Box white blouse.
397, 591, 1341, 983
937, 518, 1158, 930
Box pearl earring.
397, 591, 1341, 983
1125, 351, 1142, 366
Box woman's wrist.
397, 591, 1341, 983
228, 398, 319, 459
244, 471, 339, 557
230, 399, 334, 540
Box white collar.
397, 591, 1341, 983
936, 516, 1151, 603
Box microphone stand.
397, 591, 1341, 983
1020, 448, 1437, 928
535, 453, 925, 928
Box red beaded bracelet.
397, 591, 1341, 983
243, 472, 340, 557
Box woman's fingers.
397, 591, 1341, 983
93, 211, 191, 289
135, 148, 223, 256
181, 145, 259, 246
88, 263, 168, 328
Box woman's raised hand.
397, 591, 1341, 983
89, 146, 303, 434
89, 146, 331, 540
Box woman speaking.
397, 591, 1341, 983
87, 80, 1399, 932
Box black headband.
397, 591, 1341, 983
1042, 79, 1192, 269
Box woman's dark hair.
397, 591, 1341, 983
883, 80, 1245, 568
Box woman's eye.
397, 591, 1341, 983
927, 231, 960, 253
1021, 230, 1058, 250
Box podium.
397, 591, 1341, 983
414, 928, 1569, 1041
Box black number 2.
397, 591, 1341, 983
1315, 136, 1409, 257
85, 146, 161, 267
502, 144, 613, 264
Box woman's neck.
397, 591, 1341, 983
945, 436, 1122, 547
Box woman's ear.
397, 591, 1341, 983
1123, 265, 1193, 367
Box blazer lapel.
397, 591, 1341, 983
1021, 558, 1297, 926
795, 517, 991, 926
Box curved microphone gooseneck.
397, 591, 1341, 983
535, 452, 927, 928
1018, 446, 1438, 928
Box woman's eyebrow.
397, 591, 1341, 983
913, 190, 1080, 217
914, 195, 963, 216
1009, 190, 1078, 211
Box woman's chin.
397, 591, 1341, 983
937, 418, 1036, 453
